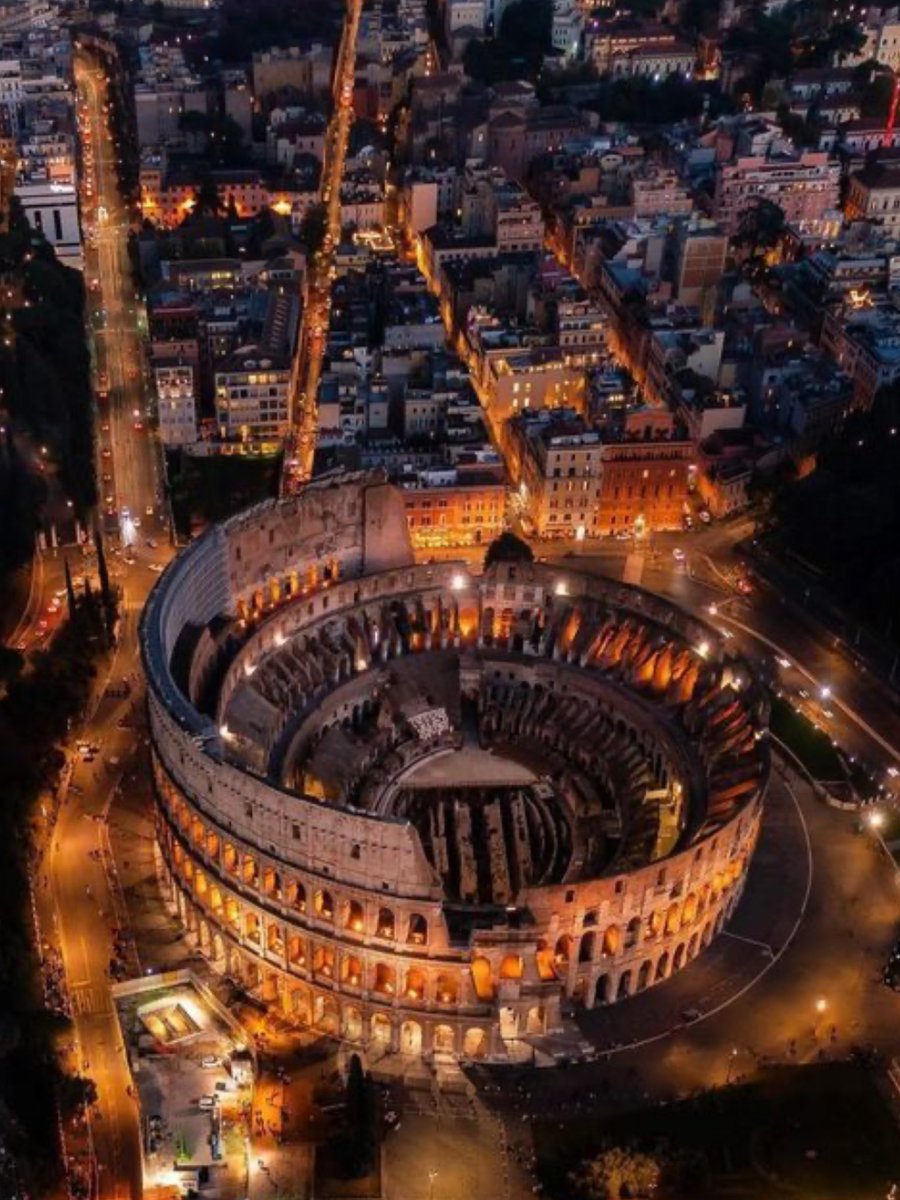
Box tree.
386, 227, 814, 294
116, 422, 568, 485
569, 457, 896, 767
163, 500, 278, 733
64, 557, 76, 620
734, 198, 785, 262
298, 204, 327, 259
484, 531, 534, 570
192, 175, 222, 218
569, 1147, 661, 1200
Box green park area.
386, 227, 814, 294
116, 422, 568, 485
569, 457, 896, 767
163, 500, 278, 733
535, 1061, 900, 1200
768, 695, 844, 781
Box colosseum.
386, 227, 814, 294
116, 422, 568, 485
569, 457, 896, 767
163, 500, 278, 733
141, 471, 769, 1064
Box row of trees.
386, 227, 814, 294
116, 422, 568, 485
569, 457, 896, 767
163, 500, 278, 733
0, 582, 117, 1195
774, 385, 900, 649
0, 201, 97, 519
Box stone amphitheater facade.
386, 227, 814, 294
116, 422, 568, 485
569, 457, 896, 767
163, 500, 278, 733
141, 471, 770, 1064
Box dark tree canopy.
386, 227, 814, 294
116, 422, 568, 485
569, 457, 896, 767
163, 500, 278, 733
484, 531, 534, 569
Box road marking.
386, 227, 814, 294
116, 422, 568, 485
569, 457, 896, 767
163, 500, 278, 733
718, 610, 900, 762
721, 930, 773, 955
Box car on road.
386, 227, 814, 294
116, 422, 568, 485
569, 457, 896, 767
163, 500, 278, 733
698, 509, 712, 524
888, 766, 900, 779
672, 547, 686, 562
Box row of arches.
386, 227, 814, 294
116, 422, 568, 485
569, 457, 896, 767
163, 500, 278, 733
162, 783, 431, 949
171, 861, 464, 1006
173, 889, 499, 1059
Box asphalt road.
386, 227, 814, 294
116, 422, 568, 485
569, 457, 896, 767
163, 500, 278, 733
35, 48, 173, 1200
284, 0, 362, 486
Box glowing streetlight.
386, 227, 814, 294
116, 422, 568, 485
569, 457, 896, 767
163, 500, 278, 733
868, 810, 886, 831
820, 685, 831, 700
815, 997, 827, 1014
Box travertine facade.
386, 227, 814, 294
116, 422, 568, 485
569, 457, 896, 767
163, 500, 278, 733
142, 472, 769, 1063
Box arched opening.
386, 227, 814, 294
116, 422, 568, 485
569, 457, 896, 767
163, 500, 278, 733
594, 974, 611, 1006
205, 830, 219, 858
554, 935, 572, 976
313, 945, 335, 978
343, 1006, 362, 1042
314, 995, 339, 1036
198, 920, 211, 954
407, 913, 428, 945
314, 889, 333, 920
341, 955, 363, 987
403, 967, 426, 1001
373, 963, 395, 996
688, 931, 700, 959
261, 973, 279, 1004
289, 987, 310, 1024
645, 909, 663, 940
499, 954, 524, 980
286, 879, 306, 912
583, 909, 598, 927
242, 856, 258, 887
376, 907, 395, 939
463, 1028, 487, 1060
433, 1025, 455, 1054
288, 935, 306, 968
400, 1020, 423, 1056
244, 912, 260, 944
535, 942, 556, 981
262, 867, 281, 899
665, 902, 682, 936
470, 955, 494, 1001
224, 897, 240, 931
616, 970, 632, 999
436, 972, 458, 1004
655, 952, 670, 981
637, 959, 652, 991
682, 893, 698, 925
343, 899, 364, 934
701, 920, 714, 947
370, 1012, 392, 1047
625, 917, 641, 949
211, 932, 226, 970
578, 931, 596, 964
266, 922, 284, 955
526, 1006, 545, 1034
208, 885, 223, 915
602, 925, 621, 956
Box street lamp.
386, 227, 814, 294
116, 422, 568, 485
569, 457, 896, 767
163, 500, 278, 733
428, 1168, 438, 1200
820, 685, 831, 700
725, 1046, 738, 1083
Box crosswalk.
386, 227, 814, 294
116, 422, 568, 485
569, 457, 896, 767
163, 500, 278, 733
70, 982, 109, 1017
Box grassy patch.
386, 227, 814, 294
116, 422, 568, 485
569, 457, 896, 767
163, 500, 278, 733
167, 449, 282, 538
535, 1062, 900, 1200
769, 694, 844, 780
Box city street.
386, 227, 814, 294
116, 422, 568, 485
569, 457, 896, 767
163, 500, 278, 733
284, 0, 363, 488
29, 47, 174, 1200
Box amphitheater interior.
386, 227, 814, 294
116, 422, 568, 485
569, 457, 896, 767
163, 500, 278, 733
140, 471, 770, 1063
